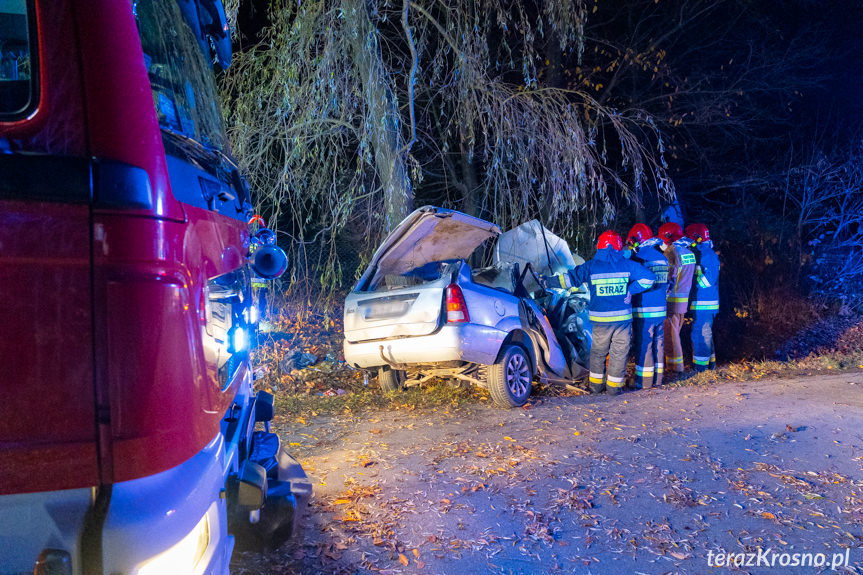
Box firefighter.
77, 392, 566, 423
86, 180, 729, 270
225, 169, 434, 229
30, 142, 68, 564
685, 223, 720, 371
548, 231, 655, 395
625, 224, 669, 389
658, 222, 695, 376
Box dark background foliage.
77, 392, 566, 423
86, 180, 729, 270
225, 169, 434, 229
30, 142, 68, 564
222, 0, 863, 360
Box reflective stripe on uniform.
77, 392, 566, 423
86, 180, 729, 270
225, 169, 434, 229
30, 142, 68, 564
696, 269, 712, 288
635, 311, 666, 318
637, 278, 654, 289
554, 273, 572, 289
606, 375, 624, 387
693, 355, 711, 366
667, 356, 683, 365
592, 277, 628, 285
634, 306, 665, 318
589, 311, 633, 322
591, 272, 631, 279
692, 300, 719, 310
668, 294, 689, 302
589, 372, 604, 384
635, 366, 654, 376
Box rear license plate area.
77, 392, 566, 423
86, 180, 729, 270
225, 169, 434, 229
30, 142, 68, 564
360, 294, 418, 320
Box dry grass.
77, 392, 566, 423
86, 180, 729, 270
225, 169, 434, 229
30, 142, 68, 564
672, 349, 863, 388
274, 379, 490, 417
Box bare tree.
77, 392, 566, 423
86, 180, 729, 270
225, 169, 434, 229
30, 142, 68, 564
790, 143, 863, 306
219, 0, 674, 293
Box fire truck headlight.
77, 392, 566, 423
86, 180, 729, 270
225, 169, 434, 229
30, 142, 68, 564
229, 326, 247, 353
136, 510, 210, 575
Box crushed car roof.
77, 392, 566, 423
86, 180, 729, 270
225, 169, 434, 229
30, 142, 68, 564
496, 220, 584, 277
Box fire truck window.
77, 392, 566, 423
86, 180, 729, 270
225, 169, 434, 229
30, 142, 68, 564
0, 0, 37, 120
135, 0, 227, 152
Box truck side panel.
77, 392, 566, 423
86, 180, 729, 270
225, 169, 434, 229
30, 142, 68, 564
0, 198, 98, 494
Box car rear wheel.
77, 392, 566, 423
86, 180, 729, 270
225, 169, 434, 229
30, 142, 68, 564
486, 345, 533, 408
378, 366, 405, 392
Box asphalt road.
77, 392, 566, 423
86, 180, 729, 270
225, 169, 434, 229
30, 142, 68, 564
233, 373, 863, 575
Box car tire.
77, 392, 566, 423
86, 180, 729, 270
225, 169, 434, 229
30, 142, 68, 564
378, 366, 405, 392
486, 345, 533, 408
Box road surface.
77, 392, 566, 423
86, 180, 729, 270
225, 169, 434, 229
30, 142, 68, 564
233, 373, 863, 574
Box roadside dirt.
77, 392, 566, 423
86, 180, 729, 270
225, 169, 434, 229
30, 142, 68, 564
232, 374, 863, 575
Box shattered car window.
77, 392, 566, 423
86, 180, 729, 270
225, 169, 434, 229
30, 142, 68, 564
370, 260, 459, 292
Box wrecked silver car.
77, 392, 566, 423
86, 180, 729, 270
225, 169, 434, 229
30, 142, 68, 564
343, 206, 592, 407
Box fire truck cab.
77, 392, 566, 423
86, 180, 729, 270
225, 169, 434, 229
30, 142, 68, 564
0, 1, 308, 573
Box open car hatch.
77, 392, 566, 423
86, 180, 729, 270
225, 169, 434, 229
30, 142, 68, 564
359, 206, 500, 290
346, 207, 500, 343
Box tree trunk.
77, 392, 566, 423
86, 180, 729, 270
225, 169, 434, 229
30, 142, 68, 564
344, 0, 413, 231
460, 152, 480, 218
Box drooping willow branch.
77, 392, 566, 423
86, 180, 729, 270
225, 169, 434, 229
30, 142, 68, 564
219, 0, 675, 299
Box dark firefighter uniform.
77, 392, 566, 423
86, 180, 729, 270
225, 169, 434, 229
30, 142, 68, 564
661, 232, 695, 374
555, 238, 654, 395
688, 231, 720, 371
629, 237, 669, 388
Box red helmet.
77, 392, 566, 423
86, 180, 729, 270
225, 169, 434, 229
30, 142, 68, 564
685, 223, 710, 243
597, 230, 623, 251
658, 222, 684, 244
626, 223, 653, 247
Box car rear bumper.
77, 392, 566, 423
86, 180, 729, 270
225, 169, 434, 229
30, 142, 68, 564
344, 323, 507, 368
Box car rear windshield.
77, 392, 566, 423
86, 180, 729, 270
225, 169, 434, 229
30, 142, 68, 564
135, 0, 228, 152
369, 260, 459, 292
0, 0, 38, 120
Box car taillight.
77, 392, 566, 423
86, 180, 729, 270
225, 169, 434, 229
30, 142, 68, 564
445, 284, 470, 323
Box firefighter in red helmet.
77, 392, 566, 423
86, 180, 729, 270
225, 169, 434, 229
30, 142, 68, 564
547, 230, 654, 394
625, 224, 669, 388
658, 222, 696, 377
685, 223, 720, 371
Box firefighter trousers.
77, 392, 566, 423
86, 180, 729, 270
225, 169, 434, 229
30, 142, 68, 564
633, 318, 664, 389
664, 312, 685, 373
588, 320, 631, 396
691, 311, 716, 371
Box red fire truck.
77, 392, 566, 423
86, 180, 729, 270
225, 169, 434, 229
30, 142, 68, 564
0, 1, 307, 573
